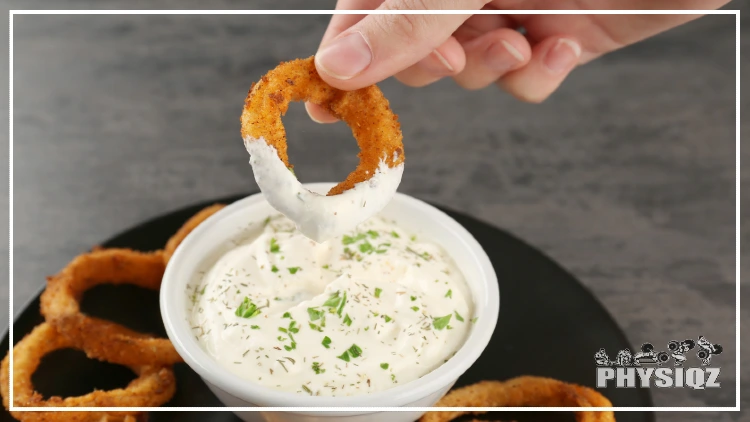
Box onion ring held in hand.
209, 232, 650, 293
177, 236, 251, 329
419, 376, 615, 422
40, 249, 182, 366
0, 323, 174, 421
240, 56, 405, 243
163, 204, 226, 264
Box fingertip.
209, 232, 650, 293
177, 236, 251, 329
497, 35, 580, 104
305, 102, 339, 124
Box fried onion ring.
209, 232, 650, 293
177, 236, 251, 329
163, 204, 225, 264
419, 376, 615, 422
240, 56, 405, 242
1, 323, 174, 421
40, 249, 181, 366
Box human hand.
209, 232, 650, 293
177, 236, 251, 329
306, 0, 729, 123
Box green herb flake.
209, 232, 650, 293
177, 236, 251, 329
343, 314, 352, 326
282, 312, 291, 319
307, 307, 324, 321
348, 344, 363, 358
367, 230, 379, 238
411, 306, 419, 312
342, 233, 366, 245
312, 362, 325, 374
269, 237, 280, 253
359, 241, 374, 254
410, 296, 417, 301
471, 317, 479, 323
380, 363, 389, 370
322, 264, 329, 269
199, 285, 207, 295
271, 265, 279, 273
336, 291, 347, 316
250, 325, 260, 330
433, 314, 452, 330
323, 291, 342, 308
322, 336, 332, 349
374, 288, 383, 298
383, 315, 392, 323
455, 311, 465, 322
301, 384, 312, 395
391, 231, 400, 238
445, 289, 452, 298
288, 267, 301, 275
337, 351, 350, 362
235, 297, 261, 319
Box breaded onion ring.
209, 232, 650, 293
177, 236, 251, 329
163, 204, 225, 264
0, 323, 174, 421
40, 249, 181, 366
420, 376, 615, 422
240, 56, 405, 242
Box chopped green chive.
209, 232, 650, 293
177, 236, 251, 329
337, 291, 347, 317
445, 289, 452, 298
322, 336, 332, 349
374, 288, 382, 298
433, 314, 452, 330
250, 325, 260, 330
287, 267, 301, 274
235, 297, 261, 319
455, 311, 464, 322
380, 363, 389, 370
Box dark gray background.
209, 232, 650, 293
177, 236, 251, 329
3, 1, 748, 420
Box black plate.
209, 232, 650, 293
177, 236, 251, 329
3, 194, 654, 422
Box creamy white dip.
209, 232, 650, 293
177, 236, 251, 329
187, 214, 473, 396
243, 137, 404, 243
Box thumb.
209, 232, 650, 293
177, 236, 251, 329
314, 0, 490, 90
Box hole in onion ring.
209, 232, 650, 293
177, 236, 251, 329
282, 102, 359, 183
31, 348, 137, 399
80, 284, 167, 338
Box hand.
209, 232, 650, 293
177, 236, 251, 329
306, 0, 729, 123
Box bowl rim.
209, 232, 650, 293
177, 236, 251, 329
160, 183, 499, 407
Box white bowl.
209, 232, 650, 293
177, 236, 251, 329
160, 183, 499, 422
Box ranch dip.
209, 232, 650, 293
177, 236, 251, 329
187, 214, 473, 396
244, 137, 404, 243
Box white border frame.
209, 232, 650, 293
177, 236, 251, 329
7, 8, 740, 414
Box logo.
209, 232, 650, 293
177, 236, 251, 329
595, 336, 722, 390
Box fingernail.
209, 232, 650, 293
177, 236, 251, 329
305, 103, 325, 124
485, 40, 524, 72
315, 31, 372, 80
543, 38, 581, 74
417, 50, 455, 76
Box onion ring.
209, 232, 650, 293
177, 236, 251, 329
240, 56, 405, 242
163, 204, 225, 264
40, 249, 181, 366
1, 323, 174, 421
419, 376, 615, 422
